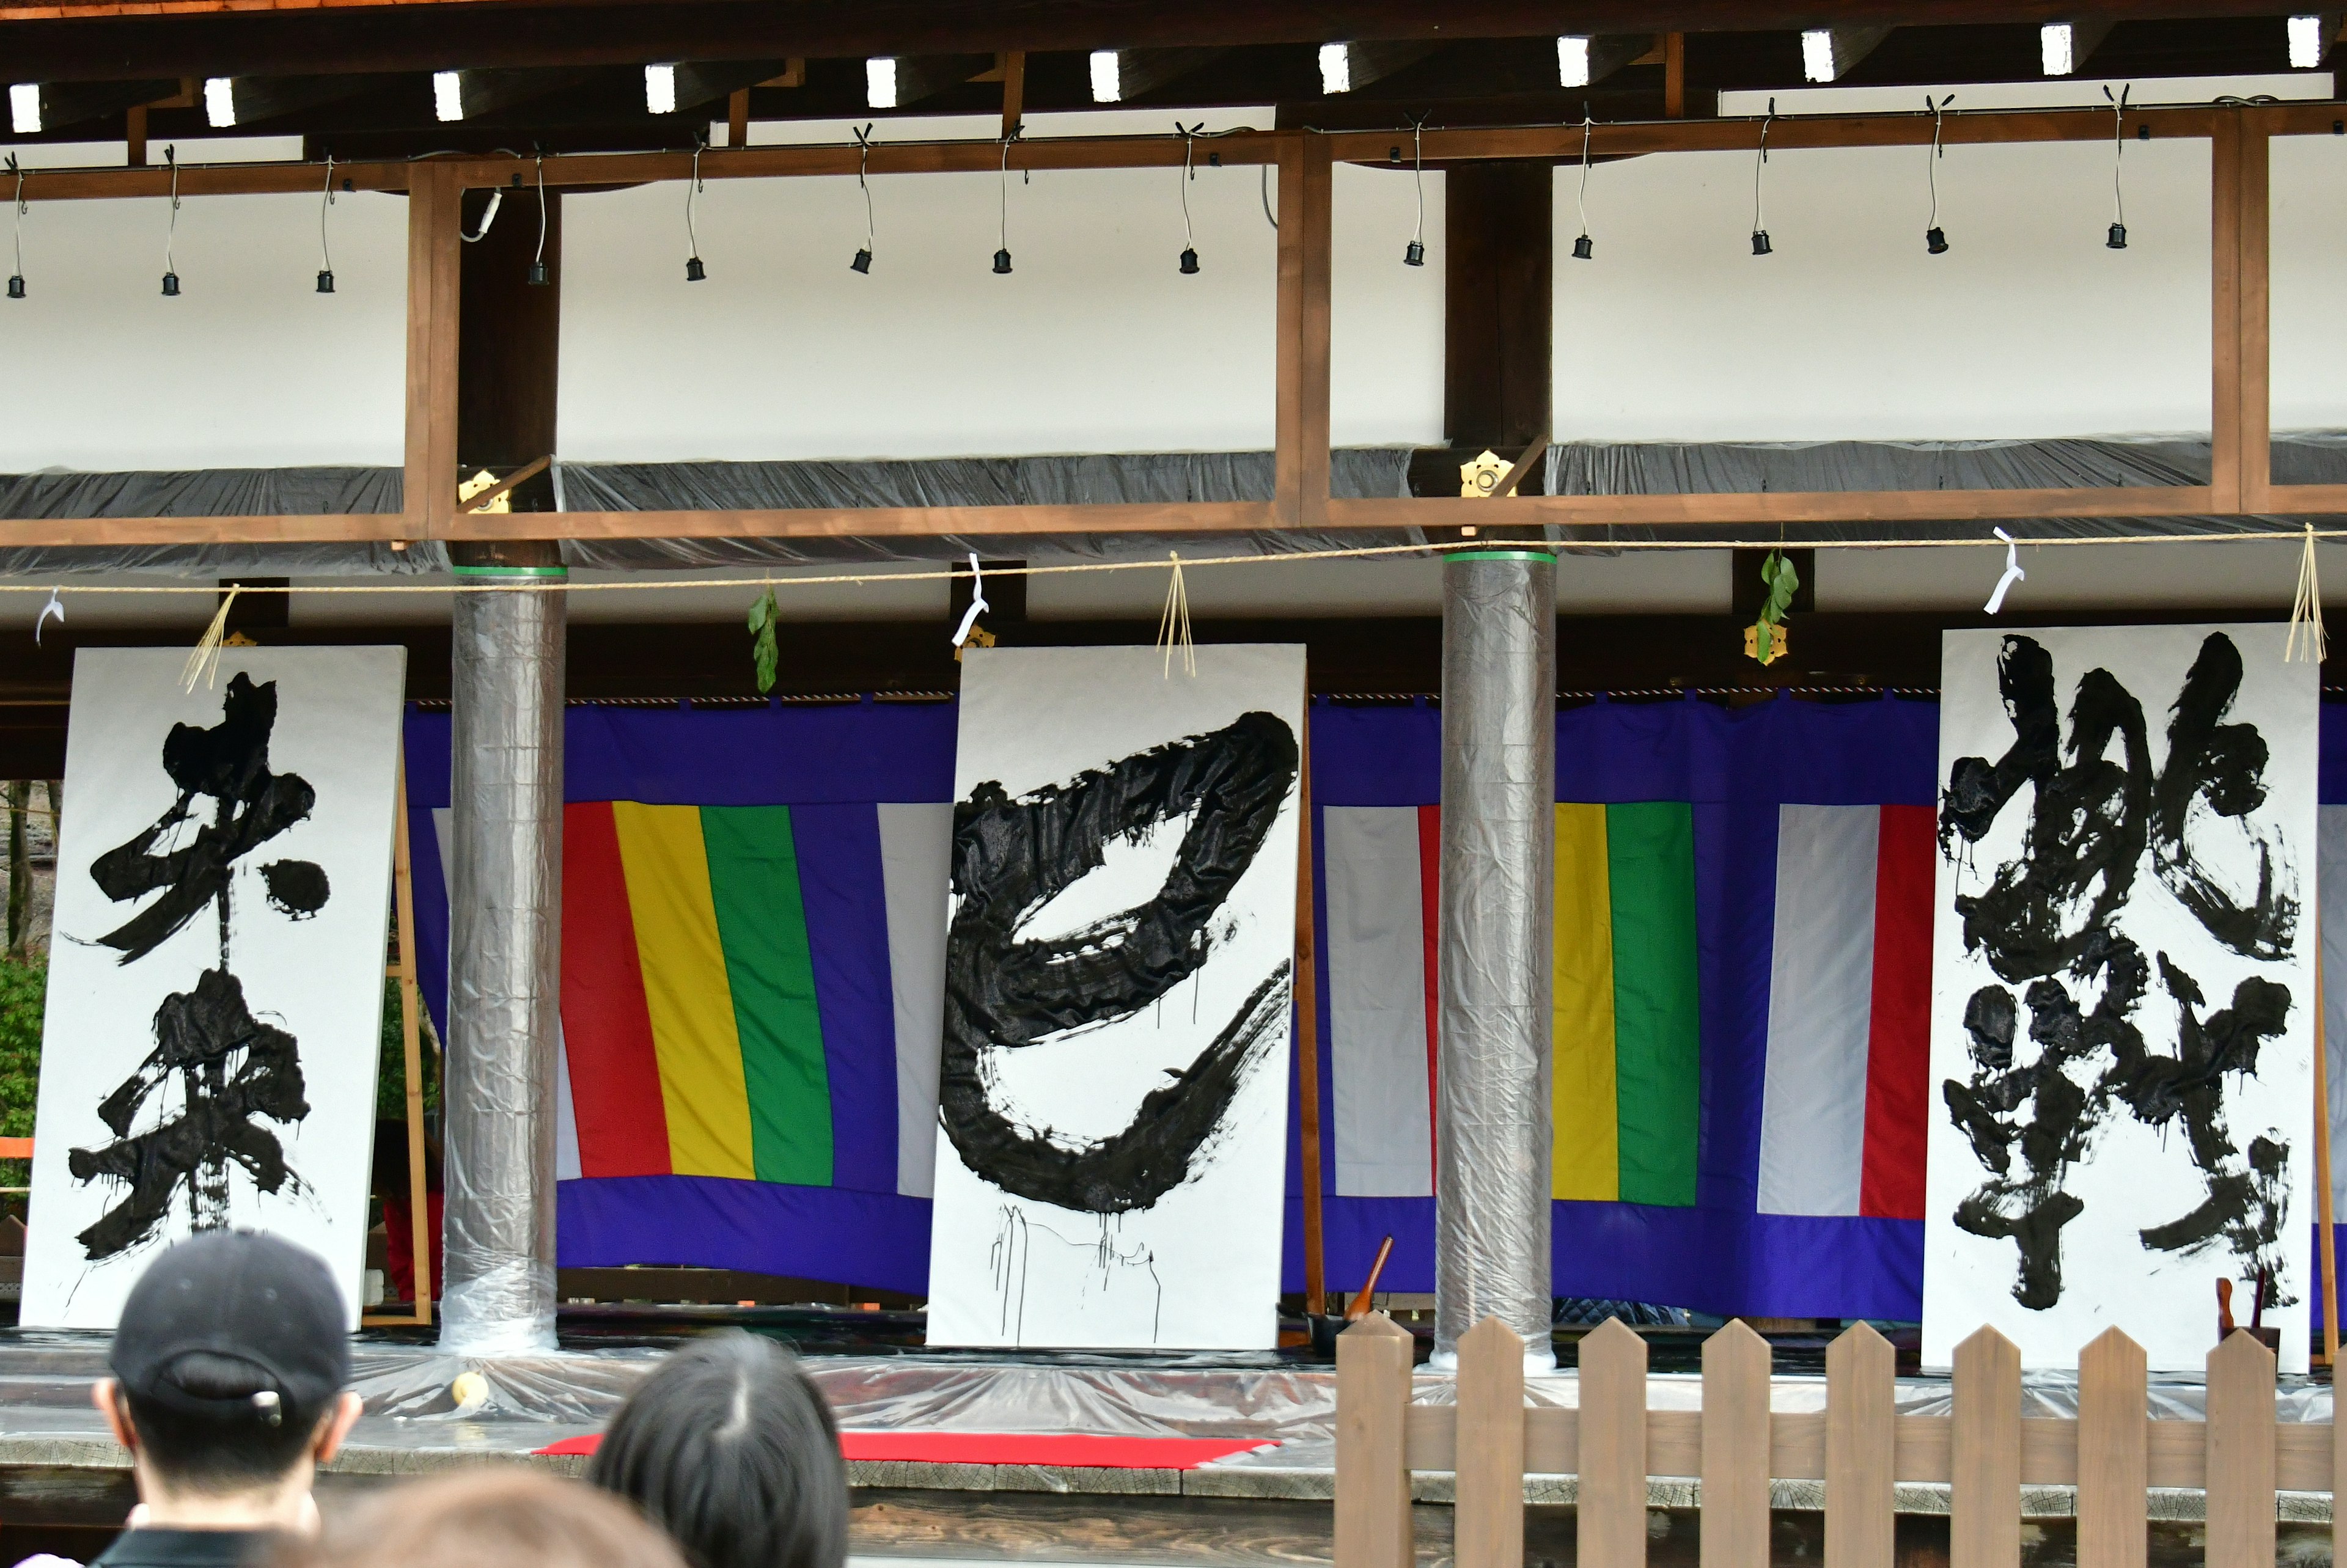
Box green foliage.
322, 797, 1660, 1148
747, 588, 780, 694
0, 958, 43, 1195
376, 979, 441, 1123
1750, 548, 1800, 667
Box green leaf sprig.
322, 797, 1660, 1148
747, 587, 780, 694
1752, 548, 1799, 667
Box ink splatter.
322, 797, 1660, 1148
1939, 632, 2299, 1314
260, 860, 329, 920
941, 710, 1299, 1215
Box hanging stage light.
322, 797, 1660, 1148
1571, 111, 1594, 260
1403, 119, 1427, 266
992, 135, 1015, 274
851, 123, 875, 273
1923, 93, 1953, 255
528, 152, 550, 285
1176, 122, 1202, 275
683, 139, 707, 280
1749, 98, 1774, 256
315, 153, 337, 293
7, 154, 24, 299
2103, 83, 2130, 249
160, 144, 182, 296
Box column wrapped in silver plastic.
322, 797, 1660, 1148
1434, 551, 1557, 1368
440, 571, 565, 1355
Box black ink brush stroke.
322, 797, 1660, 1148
1942, 637, 2150, 983
88, 674, 319, 963
941, 711, 1299, 1214
69, 967, 310, 1260
2150, 633, 2297, 961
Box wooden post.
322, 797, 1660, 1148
727, 88, 750, 148
1950, 1327, 2021, 1568
403, 163, 463, 543
999, 51, 1026, 141
2205, 1331, 2276, 1568
1274, 134, 1332, 532
1578, 1319, 1648, 1568
2076, 1327, 2147, 1568
2210, 111, 2271, 513
1335, 1313, 1414, 1568
363, 751, 433, 1328
1455, 1316, 1526, 1568
1662, 34, 1686, 119
1699, 1321, 1771, 1568
1824, 1324, 1895, 1568
1294, 710, 1326, 1317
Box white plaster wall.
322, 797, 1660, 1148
0, 138, 407, 472
555, 109, 1444, 461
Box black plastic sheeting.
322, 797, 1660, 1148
10, 436, 2347, 575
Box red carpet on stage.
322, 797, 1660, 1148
535, 1432, 1276, 1469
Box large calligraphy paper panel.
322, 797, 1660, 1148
1925, 625, 2317, 1371
925, 646, 1306, 1349
23, 648, 406, 1330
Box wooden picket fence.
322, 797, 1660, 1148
1334, 1314, 2337, 1568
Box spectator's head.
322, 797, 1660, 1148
92, 1231, 361, 1530
587, 1330, 846, 1568
281, 1470, 689, 1568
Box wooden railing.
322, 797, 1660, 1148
1334, 1315, 2334, 1568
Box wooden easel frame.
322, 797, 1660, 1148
362, 753, 433, 1328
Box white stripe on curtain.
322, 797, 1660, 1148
878, 802, 953, 1200
1323, 805, 1434, 1198
2322, 805, 2347, 1216
1757, 804, 1879, 1217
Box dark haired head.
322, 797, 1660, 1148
123, 1352, 331, 1490
588, 1332, 847, 1568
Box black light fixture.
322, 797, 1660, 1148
2103, 83, 2131, 251
1750, 98, 1774, 257
527, 152, 551, 285
993, 247, 1013, 274
683, 139, 707, 282
315, 153, 337, 293
851, 124, 876, 274
1571, 110, 1595, 260
1923, 94, 1953, 255
160, 144, 182, 296
1750, 230, 1772, 256
1401, 119, 1427, 267
6, 152, 23, 299
1175, 122, 1203, 274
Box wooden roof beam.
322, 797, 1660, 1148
202, 71, 378, 130
2040, 18, 2116, 74
1087, 47, 1223, 103
1800, 26, 1892, 82
1556, 34, 1654, 88
2287, 12, 2344, 68
8, 76, 174, 133
643, 59, 788, 117
1318, 40, 1441, 95
430, 65, 589, 123
864, 54, 993, 111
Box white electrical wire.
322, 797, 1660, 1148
1752, 100, 1773, 233
161, 145, 180, 277
8, 155, 24, 284
1178, 121, 1197, 249
686, 139, 705, 263
1409, 119, 1425, 250
1576, 111, 1593, 243
460, 188, 502, 243
318, 153, 336, 275
533, 152, 548, 273
997, 135, 1012, 252
2106, 82, 2131, 227
1926, 95, 1948, 228
1260, 163, 1277, 230
855, 123, 876, 254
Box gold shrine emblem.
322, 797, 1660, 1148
1458, 450, 1508, 498
457, 469, 511, 515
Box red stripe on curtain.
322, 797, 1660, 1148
560, 802, 675, 1178
1859, 804, 1935, 1220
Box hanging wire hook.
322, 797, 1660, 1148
530, 150, 549, 284
7, 153, 26, 298
1924, 93, 1953, 254
315, 153, 338, 290
1750, 99, 1774, 254
2104, 83, 2132, 247
684, 137, 707, 278
1573, 108, 1594, 258
1403, 117, 1427, 265
160, 145, 182, 293
851, 123, 876, 271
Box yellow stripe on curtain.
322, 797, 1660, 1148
610, 802, 756, 1179
1551, 802, 1619, 1200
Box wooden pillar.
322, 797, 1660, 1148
2211, 110, 2270, 513
1275, 134, 1332, 532
457, 181, 562, 513
403, 164, 463, 541
1445, 162, 1553, 456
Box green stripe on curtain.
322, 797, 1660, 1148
701, 806, 834, 1185
1605, 801, 1701, 1207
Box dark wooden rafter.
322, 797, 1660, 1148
865, 53, 993, 109
204, 70, 387, 128
1800, 25, 1893, 82
1318, 38, 1440, 93
13, 77, 176, 133
435, 65, 593, 122
652, 58, 790, 116
1559, 33, 1655, 89
1087, 46, 1223, 103
0, 100, 2320, 546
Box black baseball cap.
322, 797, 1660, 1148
108, 1231, 350, 1423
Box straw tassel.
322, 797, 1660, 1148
181, 586, 238, 692
2288, 522, 2327, 665
1156, 551, 1195, 678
